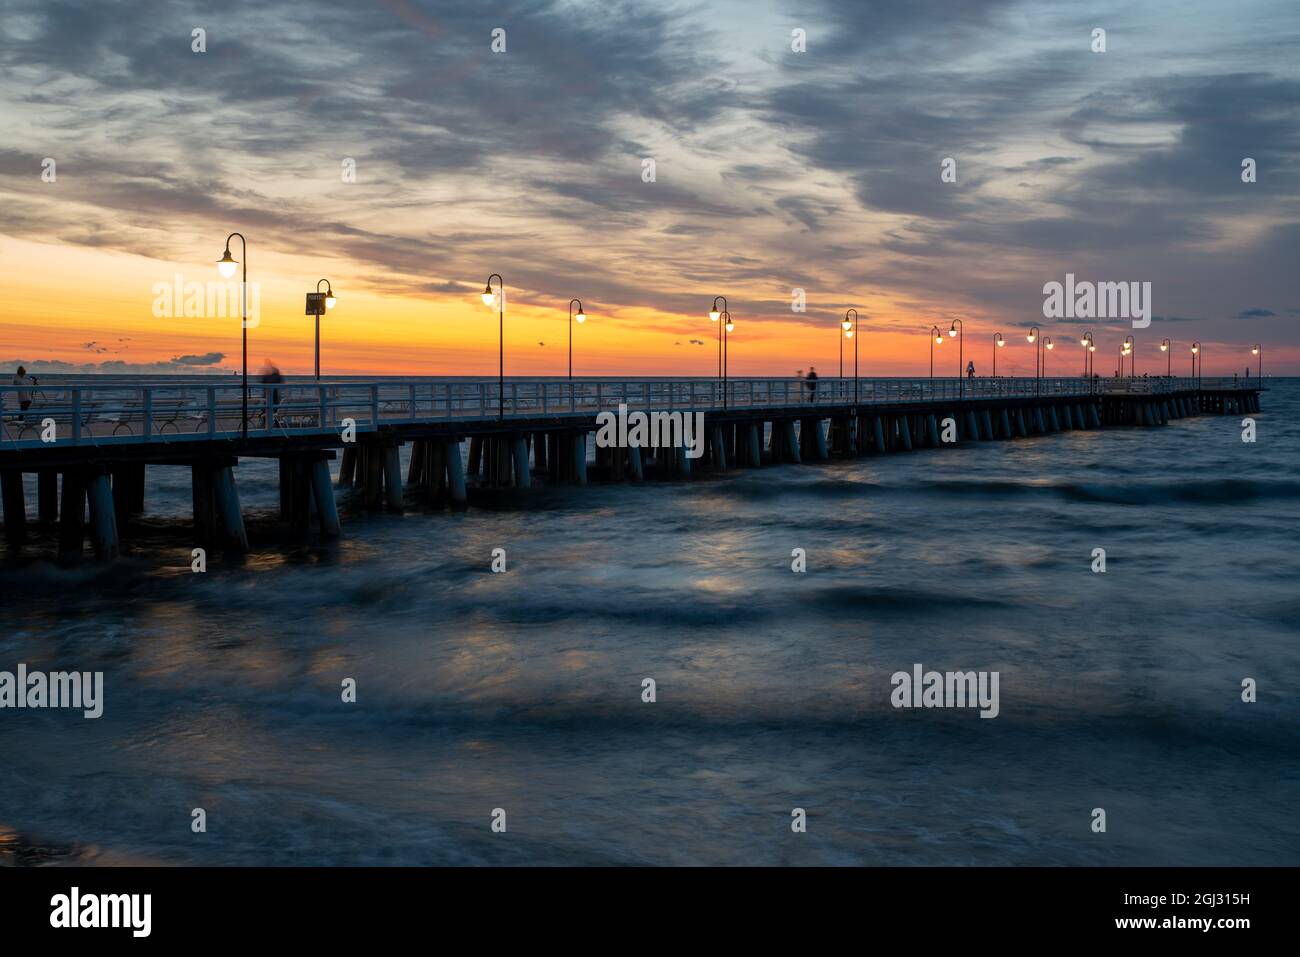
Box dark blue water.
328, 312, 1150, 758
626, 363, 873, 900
2, 382, 1298, 865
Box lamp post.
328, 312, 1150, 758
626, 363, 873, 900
843, 309, 858, 403
306, 279, 336, 381
1027, 325, 1040, 393
1123, 335, 1135, 377
1251, 344, 1261, 379
1160, 338, 1171, 378
216, 232, 249, 440
1191, 341, 1201, 384
567, 298, 586, 380
993, 332, 1004, 377
482, 274, 504, 418
709, 296, 727, 404
929, 325, 943, 379
948, 318, 963, 395
1080, 332, 1094, 378
722, 310, 734, 408
1043, 336, 1053, 380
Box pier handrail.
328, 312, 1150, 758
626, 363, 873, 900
0, 376, 1252, 449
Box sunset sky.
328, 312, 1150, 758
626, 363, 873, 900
1, 0, 1296, 377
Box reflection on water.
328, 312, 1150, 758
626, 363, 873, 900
2, 382, 1299, 864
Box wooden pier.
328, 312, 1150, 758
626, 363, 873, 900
0, 375, 1263, 561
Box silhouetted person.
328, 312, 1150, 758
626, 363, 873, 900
967, 360, 975, 378
12, 366, 34, 422
260, 360, 284, 408
806, 367, 818, 402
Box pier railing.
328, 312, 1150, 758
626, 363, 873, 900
0, 376, 1241, 448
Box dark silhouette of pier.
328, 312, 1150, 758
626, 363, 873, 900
0, 375, 1263, 561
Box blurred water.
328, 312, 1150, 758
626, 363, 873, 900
1, 381, 1297, 865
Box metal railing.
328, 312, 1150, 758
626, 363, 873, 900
0, 376, 1243, 449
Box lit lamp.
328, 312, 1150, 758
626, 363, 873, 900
930, 324, 944, 380
1191, 341, 1201, 383
843, 308, 858, 403
708, 295, 726, 381
567, 298, 587, 381
1251, 344, 1261, 379
1160, 338, 1171, 378
305, 279, 336, 381
1122, 335, 1135, 377
1081, 331, 1094, 378
216, 232, 249, 439
482, 274, 504, 418
1043, 336, 1053, 378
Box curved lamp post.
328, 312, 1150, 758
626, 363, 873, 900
567, 298, 586, 380
993, 332, 1004, 377
1027, 325, 1040, 393
216, 232, 249, 439
948, 318, 964, 395
722, 310, 734, 408
1251, 344, 1261, 379
1123, 335, 1135, 378
482, 274, 504, 418
930, 325, 943, 379
1160, 338, 1171, 378
1191, 341, 1201, 384
708, 296, 727, 381
1043, 336, 1054, 379
844, 309, 858, 403
1080, 331, 1094, 378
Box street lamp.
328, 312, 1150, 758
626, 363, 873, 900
1160, 338, 1171, 378
844, 309, 860, 404
482, 274, 504, 418
722, 310, 734, 408
1080, 331, 1094, 378
305, 278, 336, 381
1191, 341, 1201, 384
1043, 336, 1053, 379
1027, 325, 1040, 393
216, 232, 249, 439
1122, 335, 1135, 378
949, 318, 964, 394
930, 325, 944, 379
708, 296, 727, 380
993, 332, 1004, 377
1251, 344, 1261, 379
840, 309, 856, 380
567, 298, 586, 380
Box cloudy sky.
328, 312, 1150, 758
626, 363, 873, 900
1, 0, 1296, 376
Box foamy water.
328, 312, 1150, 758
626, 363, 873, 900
2, 380, 1298, 865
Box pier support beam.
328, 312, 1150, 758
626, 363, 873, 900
1, 470, 26, 547
898, 415, 913, 450
310, 459, 341, 538
58, 469, 87, 560
86, 467, 119, 560
337, 446, 357, 489
212, 463, 249, 552
383, 444, 405, 511
512, 435, 532, 489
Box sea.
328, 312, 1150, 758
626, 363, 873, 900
2, 379, 1297, 865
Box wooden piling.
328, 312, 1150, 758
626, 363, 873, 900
383, 445, 404, 510
311, 459, 341, 538
212, 464, 249, 551
337, 446, 357, 489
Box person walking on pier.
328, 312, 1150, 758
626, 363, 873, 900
806, 366, 818, 403
11, 366, 34, 421
967, 360, 976, 378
